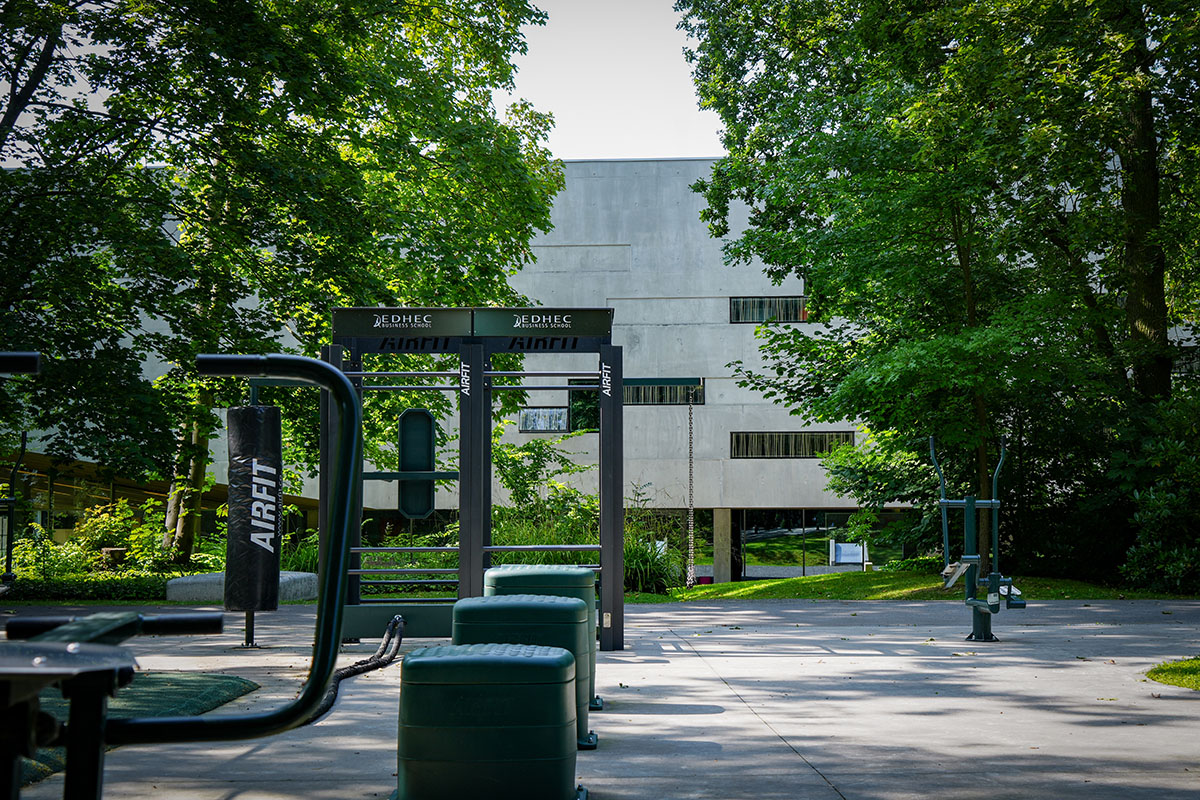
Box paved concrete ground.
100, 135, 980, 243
5, 599, 1199, 799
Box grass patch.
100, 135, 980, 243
625, 571, 1196, 603
692, 532, 903, 567
1147, 658, 1200, 691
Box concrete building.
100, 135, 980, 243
504, 158, 856, 523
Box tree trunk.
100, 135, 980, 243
168, 421, 210, 565
1118, 13, 1171, 400
163, 396, 213, 565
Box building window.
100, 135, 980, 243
730, 431, 854, 458
624, 379, 704, 405
519, 407, 569, 433
730, 296, 807, 323
567, 380, 599, 432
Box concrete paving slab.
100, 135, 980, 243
4, 599, 1198, 799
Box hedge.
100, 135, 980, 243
4, 574, 172, 602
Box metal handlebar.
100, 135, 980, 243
6, 613, 224, 641
0, 352, 40, 374
106, 354, 362, 745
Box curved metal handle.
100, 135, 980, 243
928, 436, 946, 500
108, 354, 362, 745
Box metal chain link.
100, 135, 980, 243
687, 387, 695, 588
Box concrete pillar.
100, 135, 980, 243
713, 508, 732, 583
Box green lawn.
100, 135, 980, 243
626, 571, 1195, 603
1147, 657, 1200, 691
692, 532, 903, 567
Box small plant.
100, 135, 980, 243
12, 523, 95, 579
623, 530, 684, 594
622, 484, 686, 593
280, 529, 322, 573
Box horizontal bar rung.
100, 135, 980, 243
349, 568, 459, 575
939, 499, 1001, 508
343, 371, 458, 378
362, 471, 459, 481
351, 546, 457, 554
360, 385, 458, 392
482, 545, 601, 552
360, 579, 459, 585
485, 370, 600, 378
358, 597, 455, 604
491, 385, 599, 391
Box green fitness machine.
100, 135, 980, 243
930, 436, 1026, 641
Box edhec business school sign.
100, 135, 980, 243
472, 308, 613, 337
332, 307, 612, 339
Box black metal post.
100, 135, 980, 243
598, 345, 624, 651
482, 354, 493, 575
458, 345, 486, 598
318, 345, 341, 584
62, 676, 112, 800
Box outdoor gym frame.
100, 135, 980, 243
319, 307, 626, 650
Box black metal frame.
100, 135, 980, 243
323, 308, 625, 650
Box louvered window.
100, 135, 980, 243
730, 296, 807, 323
730, 431, 854, 458
624, 380, 704, 405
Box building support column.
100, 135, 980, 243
713, 508, 732, 583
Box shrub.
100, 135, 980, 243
623, 530, 684, 594
880, 554, 944, 574
4, 573, 171, 601
11, 525, 96, 578
280, 530, 322, 573
1118, 395, 1200, 594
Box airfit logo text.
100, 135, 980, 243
374, 313, 433, 328
512, 313, 573, 330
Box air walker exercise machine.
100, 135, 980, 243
931, 436, 1026, 641
0, 354, 363, 800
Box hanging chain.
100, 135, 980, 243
686, 386, 695, 588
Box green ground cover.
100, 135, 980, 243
1147, 658, 1200, 691
625, 571, 1195, 603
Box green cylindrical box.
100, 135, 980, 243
397, 644, 577, 800
484, 565, 600, 710
453, 594, 595, 749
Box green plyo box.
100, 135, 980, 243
397, 643, 578, 800
453, 594, 595, 749
484, 565, 601, 710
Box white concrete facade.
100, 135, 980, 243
506, 158, 854, 511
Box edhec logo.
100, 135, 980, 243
374, 313, 433, 328
512, 313, 573, 329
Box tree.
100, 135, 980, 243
1, 0, 562, 560
677, 0, 1199, 580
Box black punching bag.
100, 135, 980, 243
225, 405, 283, 612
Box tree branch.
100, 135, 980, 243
0, 25, 63, 153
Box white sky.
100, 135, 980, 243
500, 0, 725, 160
